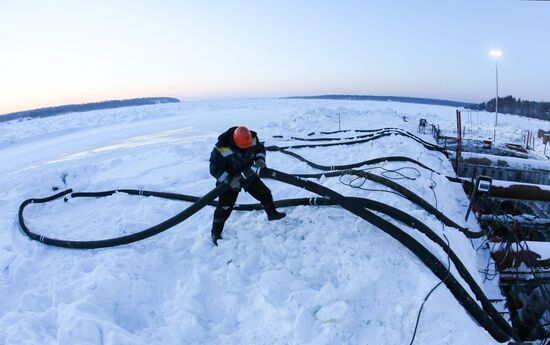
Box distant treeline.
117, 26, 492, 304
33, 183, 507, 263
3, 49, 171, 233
0, 97, 180, 122
466, 96, 550, 121
283, 94, 475, 108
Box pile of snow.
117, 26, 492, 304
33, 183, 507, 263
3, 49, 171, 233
2, 98, 541, 344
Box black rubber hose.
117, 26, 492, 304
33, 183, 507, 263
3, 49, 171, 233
277, 127, 420, 140
270, 147, 484, 238
268, 128, 448, 156
280, 128, 427, 144
312, 128, 404, 136
266, 131, 387, 150
314, 129, 353, 135
259, 168, 513, 342
18, 184, 229, 249
278, 148, 438, 174
353, 128, 443, 152
275, 127, 393, 139
274, 132, 379, 142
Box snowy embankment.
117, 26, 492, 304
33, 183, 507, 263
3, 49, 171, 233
3, 99, 543, 344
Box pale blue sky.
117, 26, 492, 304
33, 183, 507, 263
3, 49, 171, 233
1, 0, 548, 114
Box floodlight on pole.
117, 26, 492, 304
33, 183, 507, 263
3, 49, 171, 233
490, 50, 502, 59
489, 49, 501, 142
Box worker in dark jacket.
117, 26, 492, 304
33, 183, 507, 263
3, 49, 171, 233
209, 126, 286, 245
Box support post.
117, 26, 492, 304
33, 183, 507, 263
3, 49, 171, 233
456, 110, 462, 176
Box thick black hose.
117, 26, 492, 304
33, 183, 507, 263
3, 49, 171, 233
278, 148, 438, 173
310, 128, 387, 136
283, 128, 434, 146
259, 168, 513, 342
266, 132, 388, 150
316, 128, 391, 135
274, 131, 382, 142
269, 128, 448, 156
18, 184, 229, 249
345, 128, 444, 152
310, 128, 408, 136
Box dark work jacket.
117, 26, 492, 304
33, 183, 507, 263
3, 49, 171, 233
209, 127, 266, 183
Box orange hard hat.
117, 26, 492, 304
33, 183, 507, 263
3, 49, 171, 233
232, 126, 253, 149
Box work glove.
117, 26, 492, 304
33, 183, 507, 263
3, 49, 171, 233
242, 167, 256, 179
227, 176, 241, 190
255, 159, 267, 168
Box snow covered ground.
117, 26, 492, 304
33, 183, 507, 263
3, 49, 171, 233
1, 99, 548, 344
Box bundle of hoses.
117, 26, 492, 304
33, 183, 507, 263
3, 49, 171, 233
269, 149, 484, 238
268, 127, 483, 238
17, 129, 515, 341
18, 168, 515, 341
269, 127, 448, 156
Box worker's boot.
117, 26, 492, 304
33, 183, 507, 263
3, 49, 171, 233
211, 220, 225, 246
265, 204, 286, 221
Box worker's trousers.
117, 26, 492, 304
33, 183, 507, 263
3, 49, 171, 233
213, 176, 274, 224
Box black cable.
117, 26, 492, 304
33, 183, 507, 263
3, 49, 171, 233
268, 128, 448, 156
476, 209, 505, 285
475, 236, 489, 252
410, 172, 451, 345
409, 234, 452, 345
480, 258, 499, 283
338, 174, 405, 198
429, 171, 438, 209
367, 166, 422, 180
337, 165, 421, 196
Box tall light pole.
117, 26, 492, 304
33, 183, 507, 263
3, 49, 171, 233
489, 49, 501, 142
